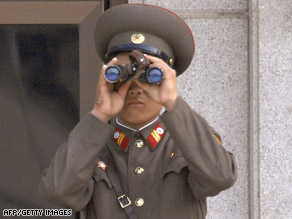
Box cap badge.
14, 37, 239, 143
131, 33, 145, 44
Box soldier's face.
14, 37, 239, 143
115, 53, 163, 130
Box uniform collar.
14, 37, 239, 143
110, 117, 166, 151
115, 117, 159, 132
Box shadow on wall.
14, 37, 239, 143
0, 25, 79, 218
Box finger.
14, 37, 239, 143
98, 57, 118, 86
98, 64, 108, 86
107, 82, 114, 92
144, 54, 164, 64
149, 63, 164, 70
106, 57, 118, 66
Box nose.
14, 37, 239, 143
128, 81, 143, 96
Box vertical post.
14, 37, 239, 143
248, 0, 260, 218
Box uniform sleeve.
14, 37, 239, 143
160, 96, 237, 200
38, 112, 115, 211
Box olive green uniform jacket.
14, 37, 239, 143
39, 96, 237, 219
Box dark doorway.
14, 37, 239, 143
0, 25, 79, 218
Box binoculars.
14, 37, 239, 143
104, 50, 164, 84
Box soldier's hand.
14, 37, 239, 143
136, 54, 178, 111
91, 58, 131, 122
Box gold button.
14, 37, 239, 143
135, 167, 144, 174
135, 140, 144, 148
135, 198, 144, 207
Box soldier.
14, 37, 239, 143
39, 4, 237, 219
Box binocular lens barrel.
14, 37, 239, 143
104, 65, 164, 84
104, 50, 165, 84
146, 67, 163, 84
104, 66, 121, 82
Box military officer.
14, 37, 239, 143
39, 3, 237, 219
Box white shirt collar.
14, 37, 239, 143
116, 116, 159, 131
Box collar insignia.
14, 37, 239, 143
113, 124, 165, 150
147, 124, 165, 148
113, 128, 130, 150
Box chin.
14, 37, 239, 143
124, 118, 145, 127
122, 111, 146, 124
118, 109, 157, 127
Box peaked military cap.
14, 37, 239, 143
94, 3, 195, 76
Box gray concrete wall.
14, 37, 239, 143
259, 0, 292, 218
129, 0, 292, 218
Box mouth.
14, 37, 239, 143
127, 99, 144, 106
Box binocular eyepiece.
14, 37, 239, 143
104, 50, 164, 84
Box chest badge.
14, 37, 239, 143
97, 160, 107, 171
